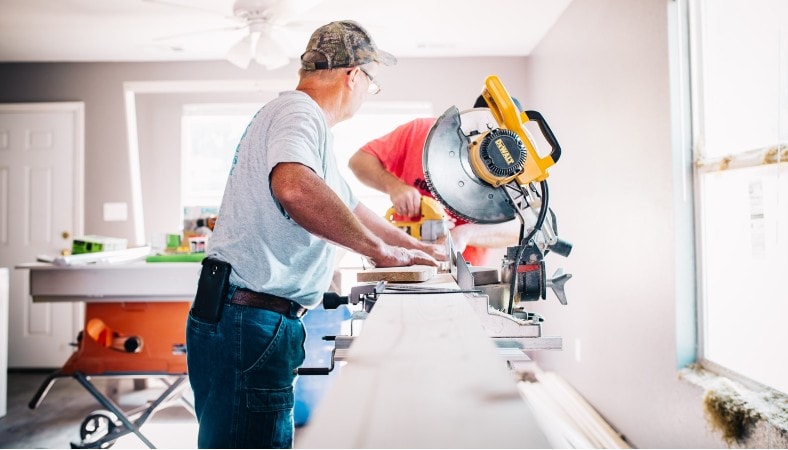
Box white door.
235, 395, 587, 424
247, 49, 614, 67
1, 268, 8, 416
0, 103, 84, 368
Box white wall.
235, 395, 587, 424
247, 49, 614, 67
523, 0, 724, 447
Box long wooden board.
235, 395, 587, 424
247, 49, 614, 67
296, 274, 550, 448
356, 264, 437, 283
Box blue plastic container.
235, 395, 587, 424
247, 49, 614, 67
294, 305, 350, 427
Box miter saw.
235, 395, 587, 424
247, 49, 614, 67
423, 75, 573, 346
296, 76, 573, 375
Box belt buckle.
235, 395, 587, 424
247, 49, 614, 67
292, 303, 306, 319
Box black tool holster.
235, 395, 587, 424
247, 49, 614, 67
191, 257, 231, 323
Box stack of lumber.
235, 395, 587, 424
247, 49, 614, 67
518, 371, 630, 449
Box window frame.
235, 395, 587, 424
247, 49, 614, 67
684, 0, 788, 394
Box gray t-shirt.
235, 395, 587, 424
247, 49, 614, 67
208, 90, 359, 309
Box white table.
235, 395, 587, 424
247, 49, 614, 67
20, 262, 200, 303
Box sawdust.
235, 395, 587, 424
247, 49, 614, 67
703, 379, 762, 445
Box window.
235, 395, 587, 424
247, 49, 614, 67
181, 103, 260, 220
180, 101, 433, 266
689, 0, 788, 393
332, 102, 433, 216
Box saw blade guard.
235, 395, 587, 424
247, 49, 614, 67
422, 75, 563, 224
423, 106, 518, 224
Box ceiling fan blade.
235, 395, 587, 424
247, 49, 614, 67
254, 32, 290, 70
154, 25, 246, 42
227, 34, 254, 69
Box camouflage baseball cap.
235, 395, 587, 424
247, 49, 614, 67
301, 20, 396, 71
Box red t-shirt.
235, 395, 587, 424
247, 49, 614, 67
359, 118, 490, 266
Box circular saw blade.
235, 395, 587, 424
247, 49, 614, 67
423, 106, 516, 224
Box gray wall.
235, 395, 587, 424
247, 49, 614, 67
524, 0, 724, 447
0, 0, 728, 447
0, 58, 528, 243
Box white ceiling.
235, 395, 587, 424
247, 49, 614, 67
0, 0, 572, 66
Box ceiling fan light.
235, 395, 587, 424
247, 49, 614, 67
226, 34, 253, 69
254, 33, 289, 70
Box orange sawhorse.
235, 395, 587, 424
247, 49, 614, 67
29, 301, 193, 449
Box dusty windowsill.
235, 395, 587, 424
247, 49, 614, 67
679, 364, 788, 447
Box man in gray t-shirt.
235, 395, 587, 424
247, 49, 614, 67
186, 21, 446, 449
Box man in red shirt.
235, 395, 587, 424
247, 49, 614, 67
349, 96, 521, 267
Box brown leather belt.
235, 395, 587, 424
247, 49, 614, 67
229, 288, 307, 319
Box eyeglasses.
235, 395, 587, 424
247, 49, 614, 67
358, 67, 381, 95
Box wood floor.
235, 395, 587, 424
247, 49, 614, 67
0, 370, 197, 449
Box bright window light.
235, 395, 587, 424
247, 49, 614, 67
181, 103, 259, 218
691, 0, 788, 394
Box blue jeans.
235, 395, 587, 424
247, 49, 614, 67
186, 286, 306, 448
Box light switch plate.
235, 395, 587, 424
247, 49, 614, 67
103, 202, 128, 222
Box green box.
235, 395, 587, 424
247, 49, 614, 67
166, 233, 182, 249
72, 235, 127, 255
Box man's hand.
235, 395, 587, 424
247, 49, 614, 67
368, 245, 440, 268
389, 184, 422, 218
353, 202, 447, 268
417, 240, 449, 262
348, 150, 422, 217
450, 220, 521, 252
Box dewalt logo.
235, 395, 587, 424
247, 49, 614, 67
495, 138, 515, 165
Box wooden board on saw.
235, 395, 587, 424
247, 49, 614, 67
356, 265, 437, 283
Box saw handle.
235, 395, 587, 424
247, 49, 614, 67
386, 207, 421, 223
322, 291, 348, 309
525, 110, 562, 163
295, 347, 337, 376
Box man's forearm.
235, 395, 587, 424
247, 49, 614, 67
272, 163, 442, 268
452, 220, 521, 250
354, 202, 447, 261
272, 163, 385, 257
355, 202, 421, 248
348, 150, 403, 194
349, 150, 423, 217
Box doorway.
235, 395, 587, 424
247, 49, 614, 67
0, 102, 85, 367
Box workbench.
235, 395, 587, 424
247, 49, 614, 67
20, 261, 200, 374
22, 261, 200, 303
296, 273, 551, 448
21, 261, 200, 448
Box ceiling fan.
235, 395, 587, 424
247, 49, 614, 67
147, 0, 323, 69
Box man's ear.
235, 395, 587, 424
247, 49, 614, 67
346, 68, 360, 90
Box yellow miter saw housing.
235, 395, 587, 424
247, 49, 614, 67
470, 76, 560, 187
385, 196, 448, 243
